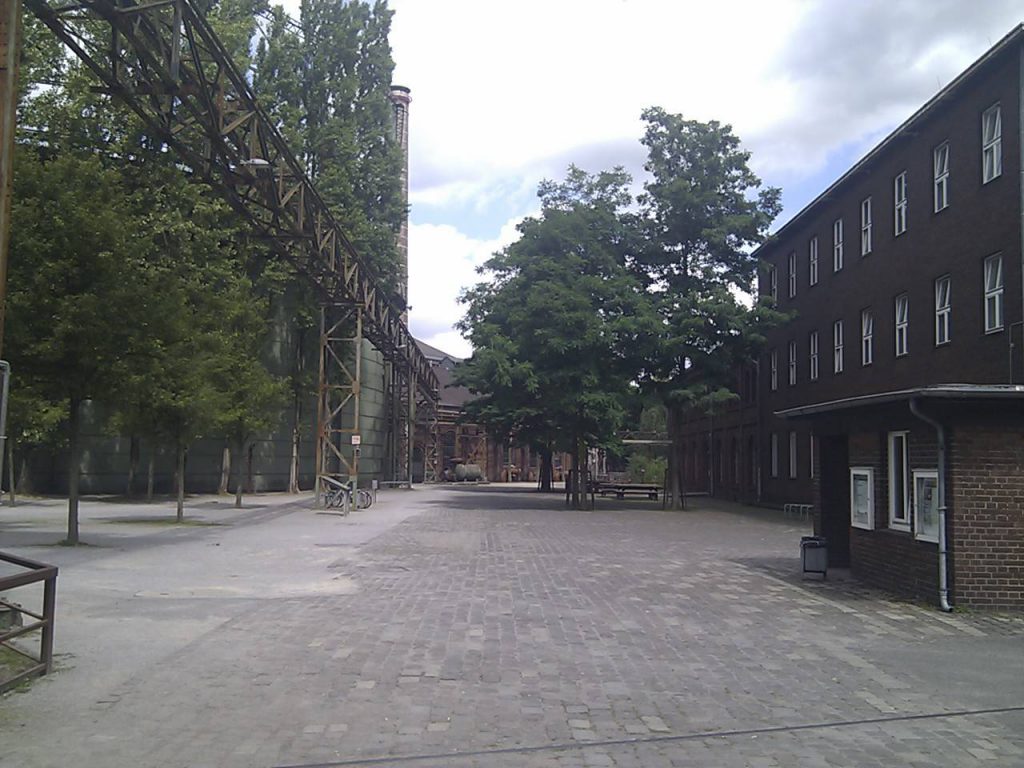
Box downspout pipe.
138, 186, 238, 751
909, 397, 953, 612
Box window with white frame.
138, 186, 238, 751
833, 319, 844, 374
765, 264, 777, 301
935, 275, 951, 345
850, 467, 874, 530
770, 433, 779, 478
809, 237, 818, 286
788, 251, 797, 298
809, 330, 819, 381
895, 294, 909, 357
860, 197, 872, 255
894, 171, 907, 236
861, 309, 874, 365
933, 142, 949, 212
788, 340, 797, 386
888, 431, 910, 530
833, 218, 844, 271
788, 432, 797, 479
982, 103, 1002, 183
770, 349, 778, 391
809, 434, 815, 479
913, 469, 939, 543
984, 254, 1004, 332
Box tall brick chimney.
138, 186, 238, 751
389, 85, 411, 310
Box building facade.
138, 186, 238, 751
412, 341, 557, 484
683, 27, 1024, 609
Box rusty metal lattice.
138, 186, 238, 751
22, 0, 439, 424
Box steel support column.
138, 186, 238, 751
316, 305, 362, 501
417, 393, 439, 483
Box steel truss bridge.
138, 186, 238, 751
3, 0, 440, 489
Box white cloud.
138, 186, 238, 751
274, 0, 1024, 349
390, 0, 806, 202
407, 215, 528, 358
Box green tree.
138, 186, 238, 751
7, 149, 160, 542
254, 0, 404, 280
458, 166, 652, 505
632, 108, 783, 509
208, 303, 288, 508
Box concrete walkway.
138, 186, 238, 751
0, 486, 1021, 767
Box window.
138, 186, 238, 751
809, 434, 815, 479
788, 432, 797, 479
982, 103, 1002, 183
984, 254, 1004, 332
913, 469, 939, 543
888, 431, 910, 530
770, 433, 779, 478
788, 340, 797, 386
895, 294, 909, 357
833, 219, 844, 271
933, 142, 949, 212
788, 251, 797, 298
850, 467, 875, 530
809, 331, 819, 381
767, 265, 777, 301
861, 309, 873, 366
894, 171, 907, 236
809, 237, 818, 286
769, 349, 778, 391
860, 197, 872, 255
935, 275, 951, 345
833, 319, 844, 374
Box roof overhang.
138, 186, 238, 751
776, 384, 1024, 419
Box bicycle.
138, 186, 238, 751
322, 479, 373, 513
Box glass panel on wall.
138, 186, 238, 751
850, 467, 874, 529
914, 470, 939, 542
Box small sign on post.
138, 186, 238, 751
351, 434, 361, 446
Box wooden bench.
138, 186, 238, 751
593, 482, 661, 500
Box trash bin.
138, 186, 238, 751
800, 535, 828, 578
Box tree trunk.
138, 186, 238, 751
126, 435, 140, 497
218, 444, 230, 495
7, 437, 15, 506
16, 452, 31, 496
569, 437, 587, 510
66, 397, 82, 544
538, 444, 553, 492
666, 403, 685, 510
289, 330, 304, 494
146, 453, 155, 501
175, 439, 185, 522
288, 425, 300, 493
234, 439, 245, 509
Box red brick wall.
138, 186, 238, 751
847, 429, 940, 601
948, 417, 1024, 609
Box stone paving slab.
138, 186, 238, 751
1, 485, 1022, 767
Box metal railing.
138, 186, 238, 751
0, 552, 57, 693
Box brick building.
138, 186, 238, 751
683, 27, 1024, 609
412, 341, 559, 484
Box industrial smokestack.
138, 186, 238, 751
390, 85, 411, 308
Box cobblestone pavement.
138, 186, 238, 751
2, 486, 1023, 767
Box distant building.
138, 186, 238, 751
681, 26, 1024, 609
413, 340, 560, 483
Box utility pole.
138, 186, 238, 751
0, 0, 18, 357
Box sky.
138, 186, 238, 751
380, 0, 1024, 359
